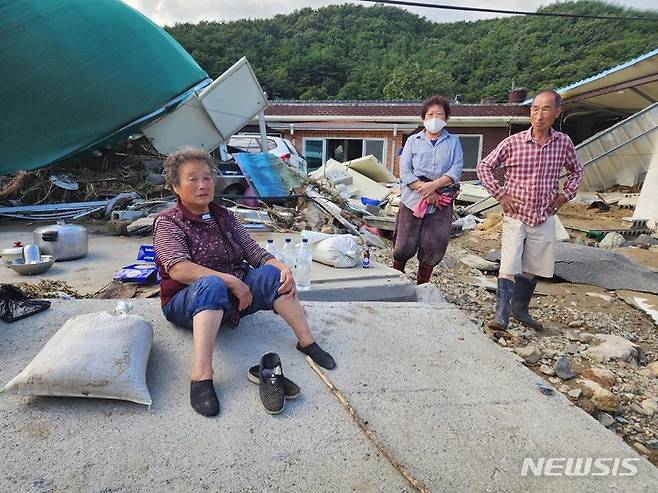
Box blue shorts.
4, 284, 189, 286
162, 264, 282, 330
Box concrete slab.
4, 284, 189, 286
2, 300, 656, 492
252, 232, 415, 302
486, 243, 658, 294
0, 226, 414, 301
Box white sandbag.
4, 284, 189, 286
301, 230, 333, 245
312, 235, 362, 268
301, 229, 358, 245
2, 309, 153, 405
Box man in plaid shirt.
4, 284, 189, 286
477, 90, 583, 331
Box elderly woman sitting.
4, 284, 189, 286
153, 148, 335, 417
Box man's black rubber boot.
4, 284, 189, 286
190, 379, 219, 417
511, 275, 544, 330
488, 277, 515, 330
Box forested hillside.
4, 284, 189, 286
166, 1, 658, 102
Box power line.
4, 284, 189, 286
358, 0, 658, 22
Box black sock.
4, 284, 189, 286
190, 379, 219, 417
297, 342, 336, 370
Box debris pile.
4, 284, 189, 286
0, 143, 172, 224
15, 280, 82, 299
217, 154, 402, 248
0, 147, 165, 204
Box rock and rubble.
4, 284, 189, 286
371, 202, 658, 464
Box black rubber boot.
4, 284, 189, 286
488, 278, 515, 330
511, 275, 544, 330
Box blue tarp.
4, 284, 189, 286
234, 153, 303, 196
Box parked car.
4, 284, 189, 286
215, 159, 248, 197
226, 134, 307, 175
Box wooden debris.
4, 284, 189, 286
0, 171, 27, 199
306, 356, 430, 493
93, 281, 160, 299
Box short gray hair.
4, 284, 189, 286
163, 147, 215, 189
533, 89, 561, 108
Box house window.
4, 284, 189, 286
455, 135, 483, 171
303, 137, 387, 169
303, 139, 325, 170
326, 139, 362, 162
363, 139, 385, 164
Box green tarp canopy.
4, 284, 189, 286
0, 0, 209, 175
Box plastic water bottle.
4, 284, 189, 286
265, 239, 278, 258
295, 239, 312, 291
362, 249, 370, 268
280, 238, 295, 268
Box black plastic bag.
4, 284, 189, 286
0, 284, 51, 323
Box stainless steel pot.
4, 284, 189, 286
33, 221, 88, 261
1, 242, 24, 265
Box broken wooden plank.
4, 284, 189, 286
306, 186, 361, 237
364, 215, 396, 231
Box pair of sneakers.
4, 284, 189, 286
249, 342, 336, 414
248, 352, 299, 414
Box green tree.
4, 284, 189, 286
383, 63, 456, 99
165, 1, 658, 102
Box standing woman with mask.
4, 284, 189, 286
393, 95, 464, 284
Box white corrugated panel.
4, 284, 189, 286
573, 102, 658, 192
142, 94, 222, 154
199, 57, 268, 141
633, 152, 658, 229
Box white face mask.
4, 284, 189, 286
424, 118, 446, 134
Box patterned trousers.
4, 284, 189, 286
393, 203, 452, 267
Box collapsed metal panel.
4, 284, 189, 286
142, 94, 222, 154
234, 153, 303, 197
633, 151, 658, 229
572, 102, 658, 192
140, 57, 268, 155
199, 57, 269, 142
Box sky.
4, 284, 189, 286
122, 0, 657, 26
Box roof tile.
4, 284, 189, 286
265, 101, 529, 118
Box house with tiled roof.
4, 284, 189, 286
263, 99, 531, 179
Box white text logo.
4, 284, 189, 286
521, 457, 640, 477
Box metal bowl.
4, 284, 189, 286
7, 255, 56, 276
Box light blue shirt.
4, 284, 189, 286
399, 130, 464, 213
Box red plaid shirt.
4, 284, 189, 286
477, 128, 583, 226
